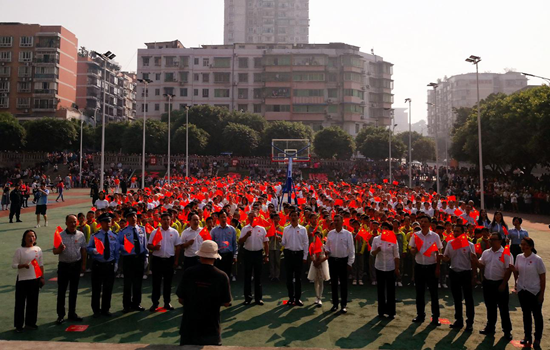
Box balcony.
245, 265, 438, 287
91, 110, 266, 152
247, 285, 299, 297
35, 57, 59, 65
33, 89, 57, 95
34, 73, 57, 81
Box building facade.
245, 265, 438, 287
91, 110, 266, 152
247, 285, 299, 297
224, 0, 309, 45
427, 71, 528, 137
0, 23, 78, 120
76, 48, 136, 123
137, 41, 393, 136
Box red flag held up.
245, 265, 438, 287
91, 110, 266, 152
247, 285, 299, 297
414, 234, 424, 251
53, 226, 63, 248
475, 243, 483, 255
423, 242, 439, 257
380, 230, 397, 244
199, 227, 212, 241
31, 259, 42, 278
499, 245, 511, 263
450, 234, 469, 250
151, 228, 163, 246
123, 235, 134, 254
94, 236, 105, 255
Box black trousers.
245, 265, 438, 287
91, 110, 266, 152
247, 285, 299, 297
518, 290, 543, 340
375, 269, 396, 316
215, 252, 234, 278
414, 263, 440, 319
57, 260, 81, 318
14, 278, 40, 329
9, 204, 21, 221
284, 249, 304, 302
122, 255, 145, 309
329, 257, 348, 307
91, 260, 115, 314
482, 279, 512, 332
151, 256, 174, 305
449, 269, 474, 324
184, 256, 199, 271
243, 250, 263, 302
510, 245, 521, 259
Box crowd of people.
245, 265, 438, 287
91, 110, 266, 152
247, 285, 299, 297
10, 175, 546, 348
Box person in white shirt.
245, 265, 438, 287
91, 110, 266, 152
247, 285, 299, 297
12, 229, 44, 332
442, 224, 476, 331
238, 210, 269, 305
281, 209, 309, 307
370, 227, 400, 318
94, 192, 109, 210
180, 214, 204, 271
409, 215, 443, 325
512, 237, 546, 347
325, 214, 355, 314
472, 232, 513, 340
147, 213, 182, 311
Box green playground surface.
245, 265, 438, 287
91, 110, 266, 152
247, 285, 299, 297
0, 189, 549, 349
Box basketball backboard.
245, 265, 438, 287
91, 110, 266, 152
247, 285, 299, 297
271, 139, 310, 163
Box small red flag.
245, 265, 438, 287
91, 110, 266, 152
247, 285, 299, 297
123, 235, 134, 254
475, 243, 482, 255
392, 181, 399, 186
297, 197, 306, 205
450, 234, 469, 250
151, 228, 163, 246
308, 236, 323, 256
334, 199, 344, 206
279, 211, 286, 225
380, 230, 397, 244
267, 224, 276, 238
414, 234, 424, 251
374, 196, 382, 203
423, 242, 439, 257
503, 226, 509, 236
357, 228, 371, 242
91, 207, 97, 212
454, 209, 464, 216
499, 245, 511, 263
94, 236, 105, 255
383, 179, 388, 184
239, 210, 247, 222
53, 226, 63, 248
199, 227, 212, 241
447, 195, 456, 202
31, 259, 42, 278
145, 223, 154, 234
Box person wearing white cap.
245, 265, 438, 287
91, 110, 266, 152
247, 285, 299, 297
176, 240, 232, 346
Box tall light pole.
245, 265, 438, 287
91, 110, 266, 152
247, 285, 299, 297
137, 78, 152, 188
92, 50, 116, 192
428, 82, 440, 194
185, 106, 189, 178
387, 109, 394, 183
521, 72, 550, 84
466, 55, 484, 209
405, 98, 412, 187
79, 113, 84, 188
163, 93, 175, 185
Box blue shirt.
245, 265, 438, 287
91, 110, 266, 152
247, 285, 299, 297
210, 225, 238, 258
87, 229, 119, 263
37, 189, 49, 205
117, 225, 148, 257
508, 228, 529, 245
490, 223, 507, 240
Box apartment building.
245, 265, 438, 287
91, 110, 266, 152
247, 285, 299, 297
427, 71, 527, 137
137, 41, 393, 136
76, 48, 136, 122
224, 0, 309, 45
0, 23, 78, 120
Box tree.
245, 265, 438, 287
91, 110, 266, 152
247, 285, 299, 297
412, 138, 435, 162
171, 124, 210, 155
226, 111, 267, 133
0, 112, 26, 150
221, 123, 260, 156
260, 121, 314, 155
121, 120, 167, 154
24, 118, 77, 151
396, 131, 423, 149
68, 120, 97, 152
313, 126, 355, 159
357, 131, 406, 161
98, 122, 130, 153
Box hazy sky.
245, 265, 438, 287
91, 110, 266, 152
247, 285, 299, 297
2, 0, 548, 122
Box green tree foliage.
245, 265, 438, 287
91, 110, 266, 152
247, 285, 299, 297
171, 124, 210, 155
412, 138, 435, 162
221, 123, 260, 156
24, 117, 77, 151
260, 121, 314, 155
0, 112, 26, 150
396, 131, 423, 149
68, 120, 96, 152
121, 120, 167, 154
313, 126, 355, 159
356, 126, 405, 160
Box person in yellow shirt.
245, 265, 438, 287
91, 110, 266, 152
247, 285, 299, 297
86, 211, 99, 235
77, 213, 92, 243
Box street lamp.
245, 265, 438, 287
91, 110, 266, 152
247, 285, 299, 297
465, 55, 485, 209
185, 105, 189, 178
405, 98, 412, 188
385, 108, 394, 183
427, 82, 440, 194
163, 93, 175, 185
520, 72, 550, 84
91, 50, 116, 192
137, 78, 152, 188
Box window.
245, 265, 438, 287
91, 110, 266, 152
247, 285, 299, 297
265, 87, 290, 98
264, 56, 291, 66
179, 56, 189, 67
344, 104, 364, 113
180, 88, 188, 97
328, 73, 337, 82
164, 103, 170, 112
142, 57, 150, 66
328, 89, 338, 98
238, 73, 248, 83
293, 73, 325, 81
194, 74, 200, 82
0, 96, 8, 108
344, 72, 362, 82
355, 124, 360, 134
327, 105, 338, 113
18, 51, 32, 62
18, 66, 32, 77
0, 66, 10, 77
16, 97, 31, 108
253, 104, 262, 113
213, 57, 230, 68
155, 73, 161, 81
238, 104, 248, 112
179, 104, 188, 110
344, 89, 364, 99
264, 72, 290, 82
0, 36, 13, 47
238, 88, 248, 99
294, 89, 323, 97
155, 89, 160, 96
202, 89, 209, 97
214, 72, 231, 83
253, 88, 263, 99
254, 58, 262, 68
154, 104, 160, 111
165, 72, 175, 82
214, 89, 230, 98
141, 104, 149, 112
0, 51, 12, 62
239, 57, 248, 68
342, 56, 363, 68
164, 87, 174, 95
265, 105, 290, 112
254, 73, 263, 82
203, 58, 210, 67
293, 105, 324, 113
194, 58, 199, 65
0, 81, 10, 92
194, 89, 199, 96
202, 73, 209, 83
142, 73, 150, 80
179, 72, 188, 83
154, 57, 161, 66
20, 36, 33, 47
165, 56, 176, 67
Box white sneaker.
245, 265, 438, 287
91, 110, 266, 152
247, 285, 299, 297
318, 300, 322, 306
442, 284, 448, 289
372, 281, 377, 286
45, 222, 48, 227
359, 280, 364, 286
352, 280, 357, 285
397, 282, 403, 287
232, 276, 236, 282
35, 224, 40, 228
438, 283, 442, 288
142, 275, 147, 280
80, 273, 84, 277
